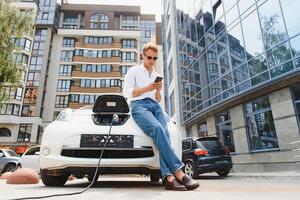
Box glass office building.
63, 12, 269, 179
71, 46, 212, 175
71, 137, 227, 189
163, 0, 300, 172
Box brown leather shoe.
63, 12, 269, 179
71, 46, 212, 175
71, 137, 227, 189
164, 178, 187, 191
180, 175, 200, 190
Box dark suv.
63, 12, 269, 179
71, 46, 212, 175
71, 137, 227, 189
182, 137, 232, 178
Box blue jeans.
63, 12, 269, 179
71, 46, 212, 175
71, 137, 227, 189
130, 98, 184, 179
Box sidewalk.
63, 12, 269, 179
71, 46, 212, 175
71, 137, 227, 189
227, 171, 300, 181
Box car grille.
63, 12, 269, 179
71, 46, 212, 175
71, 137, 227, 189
61, 147, 154, 158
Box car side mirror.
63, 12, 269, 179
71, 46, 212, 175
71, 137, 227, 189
0, 152, 4, 158
35, 151, 40, 155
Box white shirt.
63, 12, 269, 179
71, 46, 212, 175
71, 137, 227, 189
123, 64, 162, 102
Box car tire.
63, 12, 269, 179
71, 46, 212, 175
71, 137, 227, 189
150, 173, 161, 182
40, 169, 68, 186
87, 174, 99, 182
184, 161, 199, 179
216, 169, 230, 177
4, 163, 16, 173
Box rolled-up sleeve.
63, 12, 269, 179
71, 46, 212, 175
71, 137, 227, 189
123, 68, 135, 99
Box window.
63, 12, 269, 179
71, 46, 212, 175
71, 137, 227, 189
168, 59, 173, 85
122, 16, 138, 30
13, 53, 28, 65
100, 22, 108, 30
169, 91, 175, 117
145, 30, 151, 38
245, 96, 279, 151
292, 85, 300, 131
15, 87, 23, 101
57, 80, 71, 92
26, 72, 40, 87
83, 36, 113, 44
122, 52, 137, 62
24, 88, 38, 104
59, 65, 72, 76
29, 56, 43, 70
63, 38, 75, 47
32, 41, 45, 55
90, 13, 109, 29
122, 39, 136, 48
216, 110, 235, 153
55, 95, 69, 108
21, 105, 36, 117
0, 104, 20, 116
42, 12, 49, 20
60, 50, 73, 61
197, 122, 208, 137
0, 127, 11, 137
17, 124, 32, 142
34, 29, 47, 41
14, 38, 32, 51
182, 140, 192, 151
120, 66, 130, 77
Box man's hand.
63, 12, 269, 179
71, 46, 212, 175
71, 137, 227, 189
146, 83, 156, 92
155, 81, 162, 91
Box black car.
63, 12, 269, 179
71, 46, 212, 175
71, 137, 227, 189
182, 137, 233, 178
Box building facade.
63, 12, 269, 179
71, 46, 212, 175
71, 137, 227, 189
0, 0, 40, 153
163, 0, 300, 172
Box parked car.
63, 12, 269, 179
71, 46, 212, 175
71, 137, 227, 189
19, 146, 40, 174
0, 149, 20, 173
40, 94, 182, 186
182, 137, 233, 178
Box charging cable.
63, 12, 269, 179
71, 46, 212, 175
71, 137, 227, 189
9, 114, 118, 200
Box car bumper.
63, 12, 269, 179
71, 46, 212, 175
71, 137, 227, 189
195, 156, 233, 173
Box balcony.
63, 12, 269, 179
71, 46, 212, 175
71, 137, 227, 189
68, 102, 88, 109
70, 86, 121, 93
75, 42, 121, 49
73, 56, 121, 64
72, 70, 121, 78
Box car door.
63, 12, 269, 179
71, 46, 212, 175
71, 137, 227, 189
0, 150, 6, 172
20, 147, 40, 173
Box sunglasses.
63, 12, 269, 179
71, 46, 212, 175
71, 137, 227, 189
144, 54, 158, 61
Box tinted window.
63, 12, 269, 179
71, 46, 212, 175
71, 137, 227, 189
25, 147, 40, 156
182, 141, 192, 151
196, 139, 222, 149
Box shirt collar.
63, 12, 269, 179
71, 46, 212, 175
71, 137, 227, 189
141, 64, 156, 73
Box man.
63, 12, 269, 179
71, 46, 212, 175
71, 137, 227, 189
123, 42, 199, 191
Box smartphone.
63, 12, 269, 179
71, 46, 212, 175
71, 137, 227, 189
154, 76, 163, 83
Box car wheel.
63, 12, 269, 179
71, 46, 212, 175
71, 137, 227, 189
4, 163, 16, 172
184, 161, 199, 179
150, 173, 161, 182
87, 174, 99, 182
216, 169, 230, 177
40, 169, 68, 186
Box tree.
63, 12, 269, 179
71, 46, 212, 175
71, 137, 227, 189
0, 0, 34, 103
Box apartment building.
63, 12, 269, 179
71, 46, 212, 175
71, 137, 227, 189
163, 0, 300, 172
0, 0, 39, 153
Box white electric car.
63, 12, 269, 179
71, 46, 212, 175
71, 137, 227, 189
40, 95, 182, 186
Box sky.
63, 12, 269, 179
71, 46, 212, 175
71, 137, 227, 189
58, 0, 163, 22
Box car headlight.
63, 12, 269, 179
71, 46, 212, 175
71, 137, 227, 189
56, 108, 72, 121
42, 147, 50, 156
